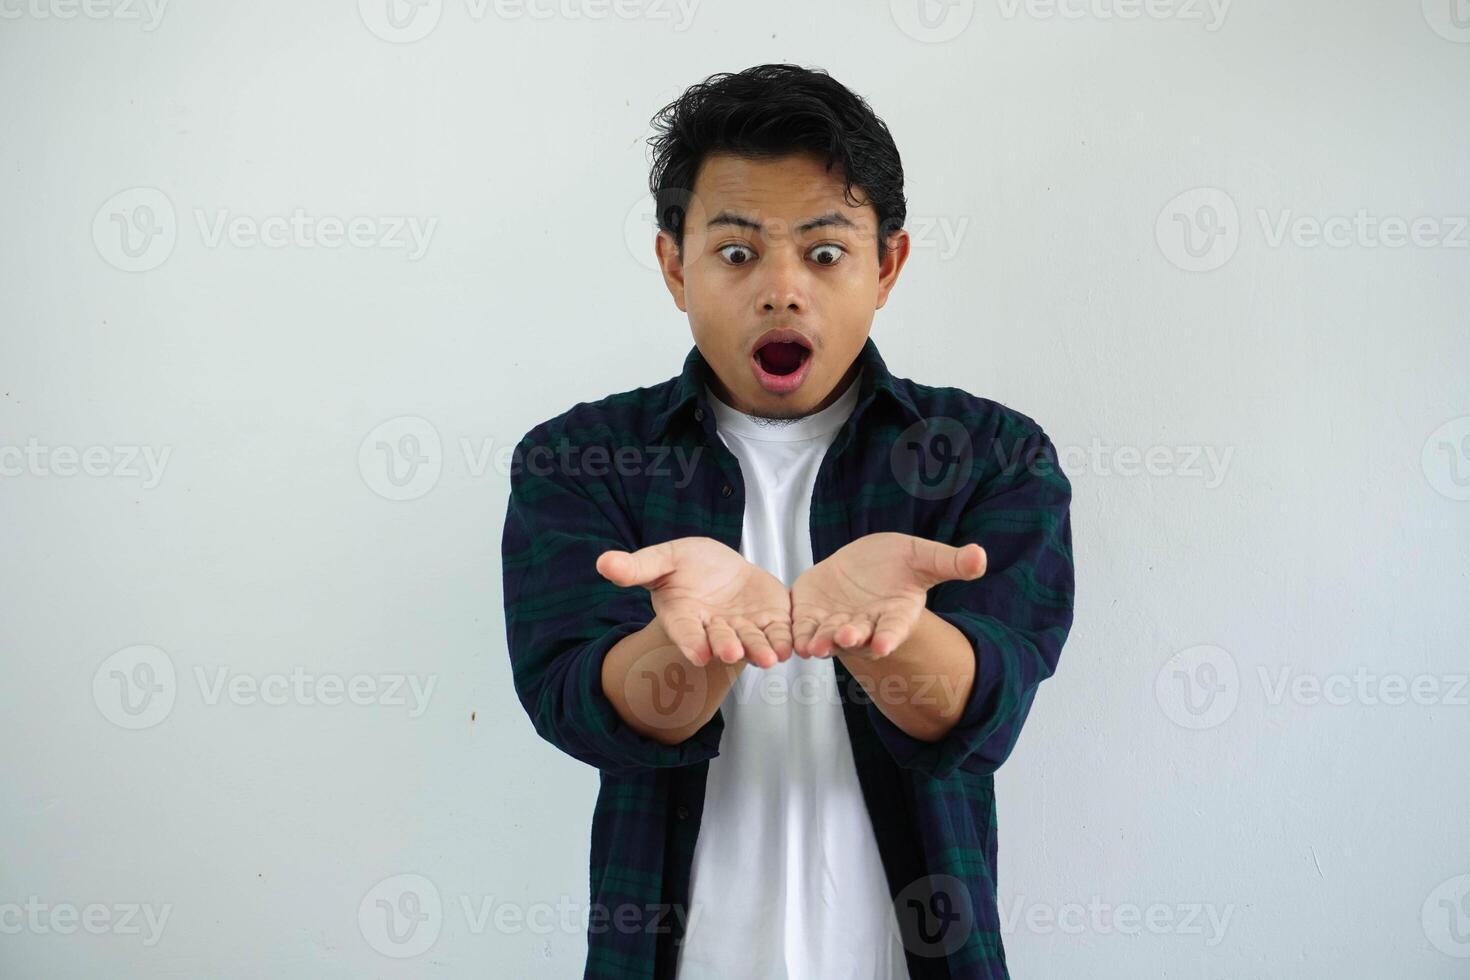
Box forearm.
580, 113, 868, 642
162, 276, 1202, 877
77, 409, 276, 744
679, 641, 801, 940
602, 615, 746, 746
837, 606, 974, 743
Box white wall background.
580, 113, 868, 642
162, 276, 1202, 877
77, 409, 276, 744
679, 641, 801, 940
2, 1, 1467, 977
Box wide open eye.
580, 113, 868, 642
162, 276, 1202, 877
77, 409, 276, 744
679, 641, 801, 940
718, 243, 755, 265
810, 243, 845, 266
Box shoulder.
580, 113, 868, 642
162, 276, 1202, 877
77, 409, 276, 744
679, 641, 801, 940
894, 374, 1055, 446
514, 374, 680, 451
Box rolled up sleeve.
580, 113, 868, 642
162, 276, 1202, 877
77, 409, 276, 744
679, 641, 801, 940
501, 430, 724, 775
865, 421, 1075, 780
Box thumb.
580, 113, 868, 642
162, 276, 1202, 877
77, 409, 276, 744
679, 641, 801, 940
596, 541, 677, 590
911, 539, 987, 585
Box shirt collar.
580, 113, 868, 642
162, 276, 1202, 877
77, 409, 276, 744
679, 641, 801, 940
650, 334, 921, 443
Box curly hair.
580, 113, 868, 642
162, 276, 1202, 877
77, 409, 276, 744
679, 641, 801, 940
646, 64, 907, 265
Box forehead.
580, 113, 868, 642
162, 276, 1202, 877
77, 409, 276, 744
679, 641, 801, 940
691, 151, 874, 224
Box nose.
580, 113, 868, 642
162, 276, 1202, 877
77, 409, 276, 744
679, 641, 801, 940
757, 246, 806, 316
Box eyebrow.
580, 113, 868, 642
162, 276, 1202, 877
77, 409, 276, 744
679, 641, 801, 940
706, 210, 858, 235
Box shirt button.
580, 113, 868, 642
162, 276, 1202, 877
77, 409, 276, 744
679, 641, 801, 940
720, 484, 732, 497
675, 804, 690, 820
694, 408, 704, 421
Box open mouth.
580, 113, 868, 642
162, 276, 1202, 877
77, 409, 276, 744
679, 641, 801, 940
754, 340, 811, 377
749, 330, 815, 394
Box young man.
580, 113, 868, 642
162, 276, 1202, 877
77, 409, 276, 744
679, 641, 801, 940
502, 64, 1074, 980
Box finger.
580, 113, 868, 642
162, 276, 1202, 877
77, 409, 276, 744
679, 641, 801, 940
764, 619, 794, 662
595, 541, 676, 589
663, 612, 712, 666
834, 615, 874, 651
792, 613, 822, 659
869, 610, 910, 659
705, 617, 744, 665
909, 538, 987, 585
810, 613, 852, 659
734, 619, 776, 669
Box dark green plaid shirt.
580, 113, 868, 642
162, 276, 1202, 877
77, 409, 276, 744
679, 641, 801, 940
501, 336, 1074, 979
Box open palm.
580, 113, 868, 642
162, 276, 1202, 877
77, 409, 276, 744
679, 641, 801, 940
791, 532, 986, 660
596, 536, 793, 668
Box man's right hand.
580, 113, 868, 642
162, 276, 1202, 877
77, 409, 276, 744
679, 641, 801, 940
596, 536, 792, 669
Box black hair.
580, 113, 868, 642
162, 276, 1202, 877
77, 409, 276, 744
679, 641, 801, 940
646, 64, 907, 265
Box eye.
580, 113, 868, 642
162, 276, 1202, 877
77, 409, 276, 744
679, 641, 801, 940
810, 243, 845, 266
718, 243, 756, 266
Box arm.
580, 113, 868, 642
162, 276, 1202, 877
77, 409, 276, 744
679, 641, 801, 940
593, 535, 792, 745
867, 423, 1075, 780
835, 606, 975, 743
501, 432, 726, 774
601, 616, 748, 746
791, 420, 1074, 780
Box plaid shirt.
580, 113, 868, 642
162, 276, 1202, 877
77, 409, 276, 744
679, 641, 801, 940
501, 336, 1075, 979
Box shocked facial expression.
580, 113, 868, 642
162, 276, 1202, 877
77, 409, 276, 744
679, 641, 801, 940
656, 151, 909, 419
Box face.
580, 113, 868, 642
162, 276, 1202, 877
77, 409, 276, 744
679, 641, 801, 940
655, 151, 910, 419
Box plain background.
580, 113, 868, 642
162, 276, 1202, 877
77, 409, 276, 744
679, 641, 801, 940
3, 1, 1468, 977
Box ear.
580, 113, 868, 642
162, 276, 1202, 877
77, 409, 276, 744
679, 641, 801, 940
655, 230, 688, 312
875, 227, 911, 310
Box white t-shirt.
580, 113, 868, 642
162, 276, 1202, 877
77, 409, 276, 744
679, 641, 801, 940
674, 367, 910, 980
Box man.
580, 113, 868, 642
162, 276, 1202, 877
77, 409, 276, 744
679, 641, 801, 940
502, 63, 1074, 979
